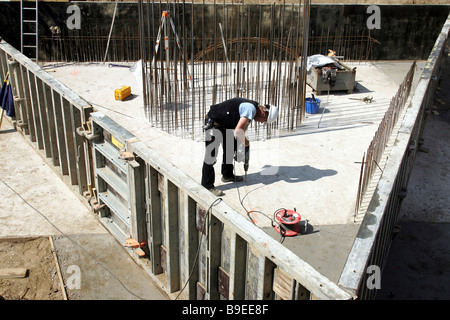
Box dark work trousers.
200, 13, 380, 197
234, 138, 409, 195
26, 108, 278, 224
201, 127, 237, 189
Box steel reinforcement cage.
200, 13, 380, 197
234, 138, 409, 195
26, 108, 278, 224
1, 11, 449, 300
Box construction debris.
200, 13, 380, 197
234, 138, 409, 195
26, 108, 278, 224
349, 95, 374, 103
0, 268, 28, 279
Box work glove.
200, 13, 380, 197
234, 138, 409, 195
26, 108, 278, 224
235, 144, 250, 163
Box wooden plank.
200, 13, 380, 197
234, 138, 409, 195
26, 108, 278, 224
49, 236, 68, 300
273, 267, 293, 300
0, 268, 28, 279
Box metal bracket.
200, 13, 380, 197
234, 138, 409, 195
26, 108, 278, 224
125, 238, 146, 257
16, 120, 28, 129
76, 125, 101, 142
7, 58, 18, 66
92, 202, 106, 212
13, 96, 25, 103
119, 151, 134, 161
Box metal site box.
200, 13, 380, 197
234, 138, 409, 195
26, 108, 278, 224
307, 61, 356, 95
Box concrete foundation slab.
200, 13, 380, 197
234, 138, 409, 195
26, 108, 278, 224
47, 61, 422, 228
43, 59, 424, 283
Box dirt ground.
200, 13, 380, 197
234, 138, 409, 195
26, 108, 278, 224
0, 237, 64, 300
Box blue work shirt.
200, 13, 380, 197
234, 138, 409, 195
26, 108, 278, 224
239, 102, 257, 122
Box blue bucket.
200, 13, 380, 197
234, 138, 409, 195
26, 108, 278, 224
305, 97, 321, 114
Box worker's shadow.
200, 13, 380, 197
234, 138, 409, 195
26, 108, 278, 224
219, 165, 337, 190
0, 128, 16, 134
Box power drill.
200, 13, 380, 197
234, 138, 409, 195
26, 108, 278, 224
244, 146, 250, 181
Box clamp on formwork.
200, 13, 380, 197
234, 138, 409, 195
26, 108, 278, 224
75, 118, 102, 210
125, 238, 146, 257
76, 120, 101, 142
119, 151, 134, 161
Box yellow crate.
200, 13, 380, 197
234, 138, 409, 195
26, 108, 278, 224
114, 86, 131, 101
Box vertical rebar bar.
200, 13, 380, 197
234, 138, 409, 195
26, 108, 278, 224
136, 1, 311, 139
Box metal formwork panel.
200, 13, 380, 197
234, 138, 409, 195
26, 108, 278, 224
93, 137, 131, 240
89, 113, 137, 245
1, 40, 94, 204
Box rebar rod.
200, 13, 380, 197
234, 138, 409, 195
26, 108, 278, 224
131, 1, 312, 139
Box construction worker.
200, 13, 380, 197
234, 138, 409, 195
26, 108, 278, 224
201, 97, 279, 196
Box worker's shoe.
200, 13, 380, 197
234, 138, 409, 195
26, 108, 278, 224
221, 175, 243, 183
208, 187, 224, 197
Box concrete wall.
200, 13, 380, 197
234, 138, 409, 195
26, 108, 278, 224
339, 12, 450, 299
309, 4, 449, 59
0, 2, 448, 61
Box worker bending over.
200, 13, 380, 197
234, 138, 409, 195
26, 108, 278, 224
201, 97, 279, 196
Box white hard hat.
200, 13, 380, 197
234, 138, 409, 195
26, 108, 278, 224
265, 104, 279, 123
